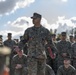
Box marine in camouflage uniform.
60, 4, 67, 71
4, 33, 16, 57
19, 13, 57, 75
72, 35, 76, 69
4, 33, 16, 75
12, 48, 27, 75
57, 56, 76, 75
56, 32, 72, 68
45, 64, 55, 75
4, 33, 16, 52
57, 65, 76, 75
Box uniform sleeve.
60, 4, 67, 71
72, 69, 76, 75
46, 29, 57, 54
67, 42, 72, 57
11, 56, 17, 69
22, 55, 27, 67
46, 64, 55, 75
18, 29, 29, 49
71, 44, 74, 58
4, 41, 7, 46
57, 68, 62, 75
49, 69, 55, 75
75, 69, 76, 75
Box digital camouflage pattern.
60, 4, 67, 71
12, 54, 27, 75
19, 25, 57, 75
57, 65, 76, 75
56, 40, 72, 68
72, 43, 76, 69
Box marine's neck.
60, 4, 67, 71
34, 24, 41, 27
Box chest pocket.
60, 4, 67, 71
28, 28, 46, 41
40, 31, 46, 39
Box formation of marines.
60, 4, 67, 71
0, 12, 76, 75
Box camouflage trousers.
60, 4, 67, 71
27, 57, 46, 75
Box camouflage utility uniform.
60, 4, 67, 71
72, 42, 76, 68
45, 64, 55, 75
19, 25, 56, 75
56, 40, 71, 68
57, 65, 76, 75
12, 54, 27, 75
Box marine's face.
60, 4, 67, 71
32, 18, 41, 25
64, 59, 70, 65
17, 50, 23, 57
61, 35, 66, 40
70, 37, 74, 42
52, 36, 56, 41
7, 36, 12, 40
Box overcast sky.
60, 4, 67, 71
0, 0, 76, 39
